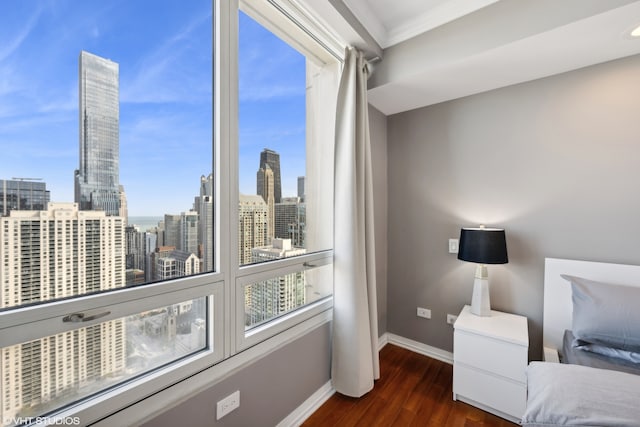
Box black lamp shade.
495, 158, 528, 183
458, 228, 508, 264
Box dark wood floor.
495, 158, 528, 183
303, 344, 517, 427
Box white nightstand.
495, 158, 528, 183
453, 305, 528, 423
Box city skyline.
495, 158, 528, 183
0, 2, 306, 216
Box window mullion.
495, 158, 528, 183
219, 0, 239, 359
0, 272, 221, 329
0, 280, 219, 348
236, 249, 332, 282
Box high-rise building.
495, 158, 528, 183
275, 197, 305, 247
246, 239, 306, 326
0, 203, 126, 307
197, 174, 214, 271
151, 246, 176, 281
238, 194, 268, 265
297, 176, 305, 200
119, 184, 128, 221
126, 225, 141, 269
155, 220, 166, 247
75, 51, 124, 216
0, 203, 126, 420
1, 178, 50, 216
144, 232, 158, 282
179, 211, 199, 256
256, 164, 275, 243
162, 212, 199, 257
258, 149, 281, 203
125, 225, 155, 279
164, 214, 181, 249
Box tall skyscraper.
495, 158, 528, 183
119, 184, 128, 221
144, 232, 158, 282
0, 203, 126, 420
163, 212, 199, 256
125, 225, 142, 270
179, 211, 199, 256
256, 164, 275, 243
297, 176, 305, 200
258, 149, 281, 203
1, 178, 50, 216
1, 203, 126, 307
125, 225, 155, 282
75, 51, 124, 216
275, 197, 305, 247
164, 214, 181, 249
197, 174, 214, 271
238, 194, 268, 265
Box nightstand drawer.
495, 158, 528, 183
453, 363, 526, 419
454, 330, 527, 382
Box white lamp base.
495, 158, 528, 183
470, 265, 491, 316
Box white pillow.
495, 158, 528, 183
562, 274, 640, 352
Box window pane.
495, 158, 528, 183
1, 297, 208, 426
0, 0, 214, 311
244, 264, 332, 330
238, 11, 334, 267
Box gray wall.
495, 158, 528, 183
387, 54, 640, 359
370, 105, 388, 335
141, 324, 331, 427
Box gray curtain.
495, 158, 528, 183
332, 47, 380, 397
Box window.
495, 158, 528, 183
0, 1, 220, 425
0, 0, 341, 424
233, 0, 341, 349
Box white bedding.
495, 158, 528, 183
522, 362, 640, 427
531, 259, 640, 426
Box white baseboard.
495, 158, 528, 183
381, 332, 454, 365
276, 380, 335, 427
377, 332, 389, 350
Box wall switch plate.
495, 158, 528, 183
448, 239, 459, 254
217, 390, 240, 420
447, 314, 458, 325
417, 307, 431, 319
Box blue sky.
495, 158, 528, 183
239, 11, 306, 200
0, 1, 306, 216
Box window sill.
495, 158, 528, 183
80, 307, 332, 426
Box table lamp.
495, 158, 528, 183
457, 226, 508, 316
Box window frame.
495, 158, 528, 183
235, 250, 333, 350
0, 274, 225, 426
0, 0, 224, 421
0, 0, 345, 424
231, 0, 343, 352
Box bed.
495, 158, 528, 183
521, 258, 640, 426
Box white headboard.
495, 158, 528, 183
543, 258, 640, 353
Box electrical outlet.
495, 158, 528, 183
217, 390, 240, 420
417, 307, 431, 319
447, 314, 458, 325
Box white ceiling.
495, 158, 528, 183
304, 0, 640, 115
342, 0, 501, 48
